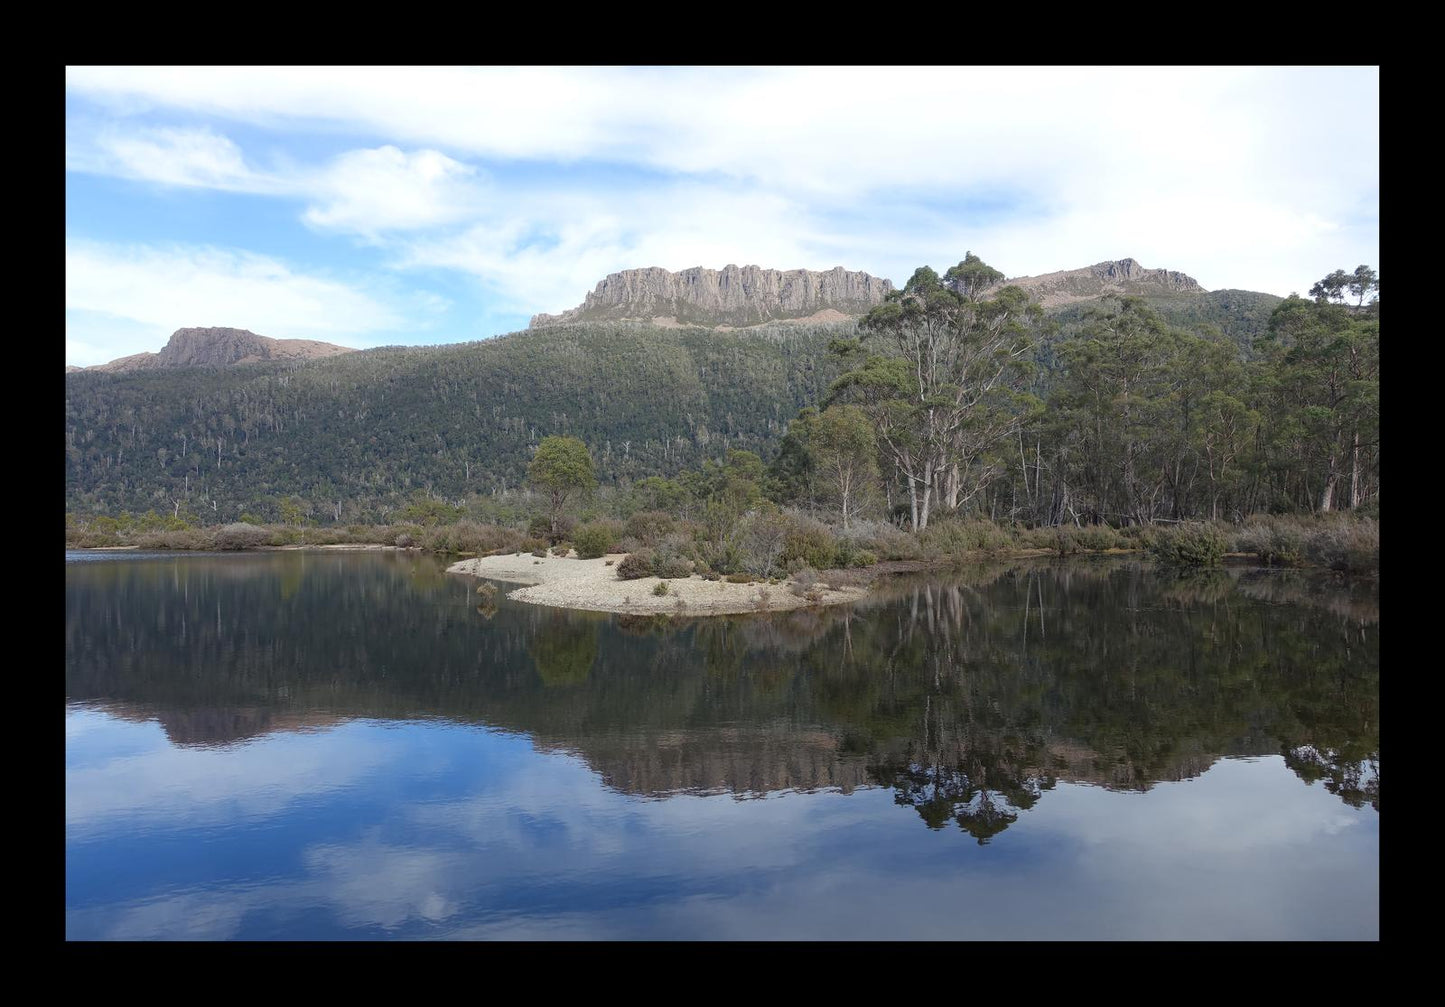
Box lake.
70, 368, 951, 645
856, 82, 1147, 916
65, 550, 1379, 940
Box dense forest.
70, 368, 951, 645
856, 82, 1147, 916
64, 256, 1375, 540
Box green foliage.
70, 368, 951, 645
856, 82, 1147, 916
651, 581, 669, 596
783, 515, 841, 570
1147, 522, 1228, 567
395, 494, 465, 526
651, 538, 695, 579
551, 541, 573, 557
623, 510, 675, 546
616, 550, 655, 580
573, 520, 622, 559
529, 435, 596, 538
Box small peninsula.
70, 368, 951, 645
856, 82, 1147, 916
447, 552, 868, 616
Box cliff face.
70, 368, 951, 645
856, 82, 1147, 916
82, 327, 354, 373
530, 265, 895, 329
988, 258, 1203, 308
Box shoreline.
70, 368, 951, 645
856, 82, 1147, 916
447, 552, 869, 616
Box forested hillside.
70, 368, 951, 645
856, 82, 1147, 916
65, 322, 852, 522
63, 259, 1334, 529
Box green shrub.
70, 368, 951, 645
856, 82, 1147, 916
551, 542, 573, 557
617, 550, 655, 580
624, 510, 675, 546
652, 549, 694, 579
573, 520, 622, 559
1074, 524, 1123, 552
651, 581, 669, 596
920, 519, 1014, 557
852, 550, 878, 568
725, 572, 753, 584
1147, 522, 1228, 567
1236, 519, 1306, 567
782, 516, 840, 570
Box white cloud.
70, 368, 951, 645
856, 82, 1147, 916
301, 146, 483, 237
64, 67, 1379, 319
88, 125, 277, 193
65, 241, 398, 364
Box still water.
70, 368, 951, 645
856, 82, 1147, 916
65, 550, 1378, 940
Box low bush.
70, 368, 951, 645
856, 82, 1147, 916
624, 510, 675, 546
651, 581, 669, 596
212, 522, 272, 551
551, 542, 573, 557
920, 519, 1014, 558
1235, 518, 1306, 567
782, 516, 840, 570
573, 520, 623, 559
652, 549, 694, 579
789, 567, 820, 597
725, 572, 753, 584
1303, 517, 1378, 574
1147, 522, 1228, 567
617, 550, 655, 580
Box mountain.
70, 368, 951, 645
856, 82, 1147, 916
988, 257, 1203, 307
64, 258, 1286, 518
79, 327, 355, 373
530, 265, 894, 329
65, 322, 851, 518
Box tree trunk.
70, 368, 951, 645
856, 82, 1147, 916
1349, 429, 1361, 510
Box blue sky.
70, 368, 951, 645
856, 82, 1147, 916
65, 67, 1380, 367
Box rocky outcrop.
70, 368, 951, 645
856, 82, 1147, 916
987, 258, 1203, 308
530, 265, 894, 329
79, 327, 355, 373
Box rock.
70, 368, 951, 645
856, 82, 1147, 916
531, 264, 894, 328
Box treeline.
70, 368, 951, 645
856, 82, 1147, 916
65, 255, 1375, 547
771, 258, 1378, 530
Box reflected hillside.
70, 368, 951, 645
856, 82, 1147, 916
67, 553, 1379, 833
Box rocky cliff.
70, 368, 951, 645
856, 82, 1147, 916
80, 327, 355, 373
988, 258, 1204, 308
530, 264, 895, 329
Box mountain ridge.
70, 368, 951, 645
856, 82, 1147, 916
530, 264, 895, 329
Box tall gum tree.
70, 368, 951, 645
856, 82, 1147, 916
832, 253, 1042, 531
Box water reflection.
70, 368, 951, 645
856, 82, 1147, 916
65, 552, 1379, 939
67, 553, 1379, 824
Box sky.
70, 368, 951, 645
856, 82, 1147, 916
64, 66, 1380, 367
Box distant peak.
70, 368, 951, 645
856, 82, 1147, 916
987, 258, 1203, 308
72, 326, 355, 373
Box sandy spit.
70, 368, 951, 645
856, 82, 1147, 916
256, 543, 419, 552
447, 552, 868, 616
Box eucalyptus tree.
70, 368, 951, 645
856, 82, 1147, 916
1257, 276, 1379, 513
528, 435, 596, 536
831, 253, 1043, 531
